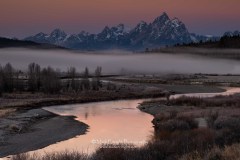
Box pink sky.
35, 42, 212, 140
0, 0, 240, 38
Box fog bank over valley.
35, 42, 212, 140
0, 48, 239, 74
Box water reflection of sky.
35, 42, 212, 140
35, 99, 154, 154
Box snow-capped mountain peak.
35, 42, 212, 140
50, 29, 67, 39
79, 31, 89, 37
171, 18, 182, 28
153, 12, 170, 25
102, 26, 111, 32
34, 32, 48, 39
233, 31, 240, 36
116, 24, 125, 32
24, 12, 218, 50
139, 21, 147, 25
134, 21, 148, 33
224, 31, 240, 37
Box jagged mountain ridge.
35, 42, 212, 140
25, 12, 216, 50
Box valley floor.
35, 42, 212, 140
0, 74, 238, 158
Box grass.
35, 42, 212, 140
142, 94, 240, 108
10, 111, 240, 160
11, 114, 216, 160
0, 108, 16, 118
0, 88, 164, 116
9, 91, 240, 160
12, 151, 89, 160
171, 94, 240, 108
140, 94, 240, 159
180, 143, 240, 160
153, 113, 198, 132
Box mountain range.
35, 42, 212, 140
25, 12, 218, 50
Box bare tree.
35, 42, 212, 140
95, 66, 102, 77
3, 63, 14, 92
84, 67, 89, 77
41, 66, 61, 94
28, 63, 41, 93
67, 66, 79, 91
92, 66, 102, 90
91, 78, 98, 90
15, 70, 23, 92
0, 65, 3, 96
0, 63, 25, 93
82, 67, 90, 90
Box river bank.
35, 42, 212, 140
0, 82, 163, 158
0, 81, 224, 118
0, 82, 226, 158
0, 108, 88, 158
137, 88, 240, 159
138, 88, 240, 116
0, 91, 157, 117
138, 88, 240, 130
8, 88, 240, 160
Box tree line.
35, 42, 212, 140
145, 34, 240, 52
174, 35, 240, 48
0, 63, 103, 95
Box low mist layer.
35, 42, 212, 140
0, 48, 239, 74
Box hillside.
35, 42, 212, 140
0, 37, 66, 49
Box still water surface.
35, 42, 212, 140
36, 99, 153, 154
28, 87, 240, 155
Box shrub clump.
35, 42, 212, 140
170, 94, 240, 108
153, 113, 198, 132
12, 151, 89, 160
214, 116, 240, 146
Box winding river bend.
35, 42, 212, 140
37, 99, 153, 154
27, 87, 240, 155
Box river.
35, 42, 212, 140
30, 99, 154, 155
20, 87, 240, 156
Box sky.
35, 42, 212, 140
0, 0, 240, 38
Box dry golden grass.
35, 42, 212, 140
0, 108, 16, 118
180, 144, 240, 160
179, 151, 202, 160
222, 144, 240, 160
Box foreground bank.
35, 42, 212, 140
0, 82, 164, 158
137, 88, 240, 159
10, 88, 240, 160
0, 108, 88, 157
